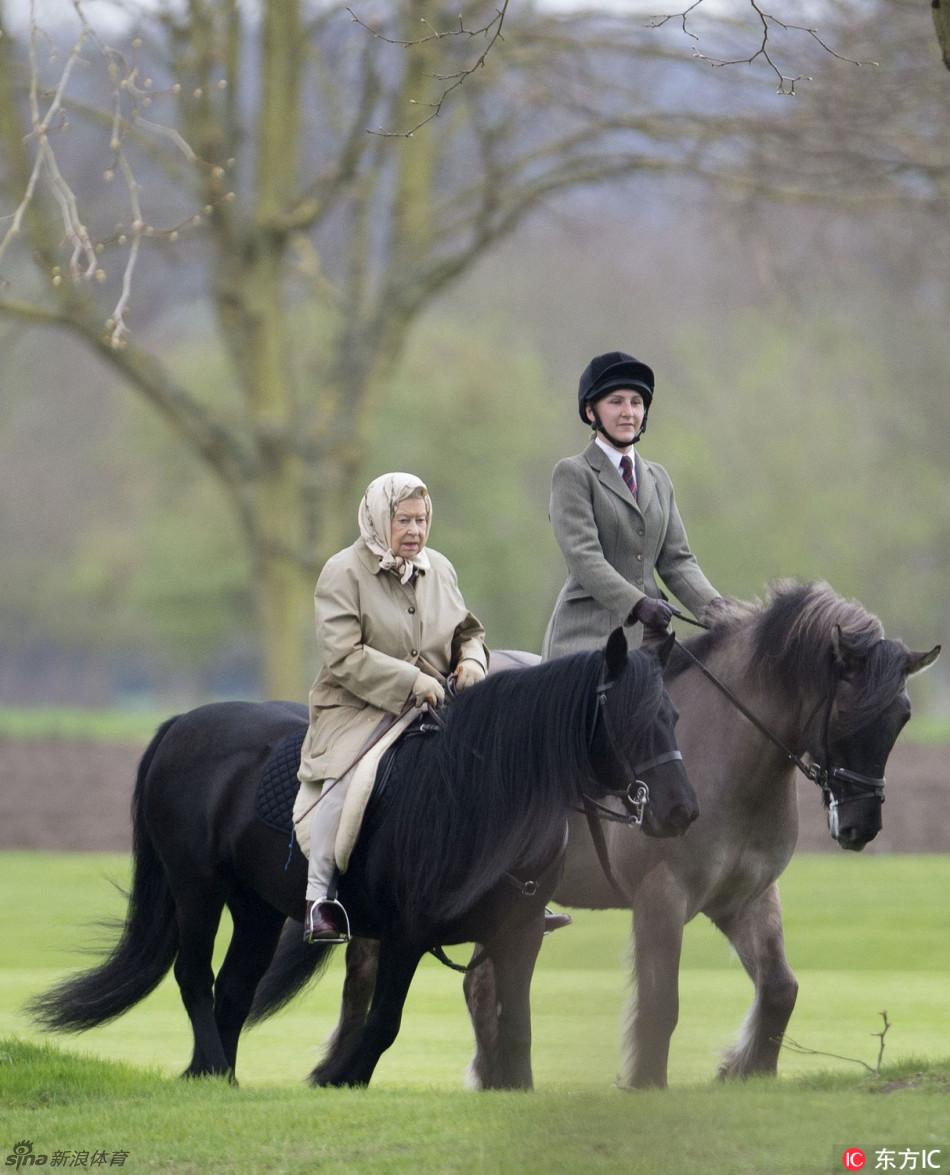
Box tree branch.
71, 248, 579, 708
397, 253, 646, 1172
0, 289, 254, 493
348, 0, 509, 136
650, 0, 876, 94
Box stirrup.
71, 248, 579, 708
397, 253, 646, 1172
304, 898, 351, 945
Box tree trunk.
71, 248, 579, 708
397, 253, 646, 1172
255, 529, 315, 701
934, 0, 950, 69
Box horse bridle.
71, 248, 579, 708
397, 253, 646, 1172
582, 661, 684, 829
669, 610, 887, 833
809, 663, 886, 836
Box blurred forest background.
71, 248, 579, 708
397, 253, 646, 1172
0, 0, 947, 714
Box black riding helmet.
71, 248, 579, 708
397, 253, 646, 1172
577, 352, 655, 436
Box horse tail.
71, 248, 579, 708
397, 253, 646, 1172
246, 920, 334, 1025
27, 717, 182, 1032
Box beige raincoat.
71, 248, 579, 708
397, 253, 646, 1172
298, 540, 487, 784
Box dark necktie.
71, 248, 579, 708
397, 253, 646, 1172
620, 454, 637, 498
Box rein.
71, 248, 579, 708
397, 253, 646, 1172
582, 665, 684, 827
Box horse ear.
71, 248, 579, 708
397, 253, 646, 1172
906, 645, 941, 677
831, 625, 864, 678
654, 631, 676, 668
604, 626, 628, 680
831, 625, 845, 669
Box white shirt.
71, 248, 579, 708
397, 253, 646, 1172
594, 435, 637, 489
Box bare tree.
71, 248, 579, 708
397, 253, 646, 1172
0, 0, 944, 694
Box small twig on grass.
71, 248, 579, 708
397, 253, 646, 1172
779, 1010, 891, 1076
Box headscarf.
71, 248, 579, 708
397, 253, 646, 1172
358, 472, 432, 584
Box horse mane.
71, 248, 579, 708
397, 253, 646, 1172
669, 579, 908, 736
373, 645, 664, 936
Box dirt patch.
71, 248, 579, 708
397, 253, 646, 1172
0, 739, 142, 851
0, 737, 947, 853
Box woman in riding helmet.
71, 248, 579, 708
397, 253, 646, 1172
543, 350, 723, 660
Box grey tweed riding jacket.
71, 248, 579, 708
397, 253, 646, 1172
542, 440, 717, 659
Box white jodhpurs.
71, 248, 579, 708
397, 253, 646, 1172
305, 777, 347, 901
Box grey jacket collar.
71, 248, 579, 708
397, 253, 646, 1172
584, 440, 653, 515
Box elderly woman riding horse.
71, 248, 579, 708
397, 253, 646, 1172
297, 472, 488, 943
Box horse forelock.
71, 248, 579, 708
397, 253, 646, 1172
838, 636, 913, 735
610, 647, 666, 753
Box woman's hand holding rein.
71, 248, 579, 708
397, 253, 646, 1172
412, 670, 446, 709
453, 659, 486, 692
632, 597, 674, 630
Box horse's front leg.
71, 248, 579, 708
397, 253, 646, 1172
311, 938, 422, 1088
620, 866, 687, 1090
713, 882, 798, 1080
311, 937, 379, 1085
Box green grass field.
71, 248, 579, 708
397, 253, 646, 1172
1, 851, 949, 1172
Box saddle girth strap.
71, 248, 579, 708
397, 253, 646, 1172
429, 945, 490, 973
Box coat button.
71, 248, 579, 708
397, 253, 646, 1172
636, 553, 642, 561
408, 606, 415, 614
411, 649, 419, 656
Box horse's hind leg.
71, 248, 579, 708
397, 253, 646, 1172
171, 882, 232, 1078
311, 939, 422, 1088
311, 937, 378, 1085
214, 890, 285, 1079
487, 914, 545, 1090
463, 950, 500, 1090
713, 882, 799, 1080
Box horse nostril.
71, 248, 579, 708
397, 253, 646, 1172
838, 826, 871, 852
670, 803, 697, 833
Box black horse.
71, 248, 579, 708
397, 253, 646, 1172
30, 627, 697, 1089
